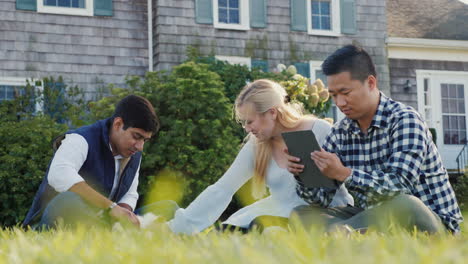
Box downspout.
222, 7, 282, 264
147, 0, 153, 71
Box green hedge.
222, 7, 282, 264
90, 62, 241, 207
0, 117, 66, 226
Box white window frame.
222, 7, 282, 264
213, 0, 250, 31
309, 60, 345, 122
38, 0, 93, 17
0, 77, 43, 112
215, 55, 252, 68
306, 0, 341, 37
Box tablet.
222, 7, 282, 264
281, 130, 338, 189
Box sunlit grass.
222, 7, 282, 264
0, 217, 467, 264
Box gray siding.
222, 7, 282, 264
389, 59, 468, 109
0, 0, 148, 98
153, 0, 390, 94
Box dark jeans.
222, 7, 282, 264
36, 191, 179, 230
291, 194, 445, 234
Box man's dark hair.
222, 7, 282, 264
321, 44, 377, 82
113, 95, 159, 134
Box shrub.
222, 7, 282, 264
0, 77, 91, 226
0, 116, 66, 226
453, 172, 468, 210
90, 62, 241, 206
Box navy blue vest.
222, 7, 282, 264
23, 118, 142, 226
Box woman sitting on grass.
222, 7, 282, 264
167, 79, 353, 234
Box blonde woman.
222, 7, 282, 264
167, 79, 353, 234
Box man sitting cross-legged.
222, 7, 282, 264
287, 45, 463, 234
23, 95, 159, 229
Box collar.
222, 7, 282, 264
341, 92, 390, 134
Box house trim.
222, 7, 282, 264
215, 55, 251, 68
309, 60, 322, 80
37, 0, 94, 17
387, 37, 468, 62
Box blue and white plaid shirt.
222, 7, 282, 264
297, 93, 463, 233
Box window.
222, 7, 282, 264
0, 78, 27, 102
0, 85, 24, 102
311, 0, 331, 30
310, 61, 345, 123
213, 0, 249, 30
38, 0, 93, 16
306, 0, 341, 36
441, 83, 467, 145
218, 0, 239, 24
0, 77, 43, 112
215, 55, 251, 68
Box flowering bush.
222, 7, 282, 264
278, 65, 332, 117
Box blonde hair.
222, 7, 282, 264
235, 79, 304, 198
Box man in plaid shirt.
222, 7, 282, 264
287, 45, 463, 233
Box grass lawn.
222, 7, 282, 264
1, 213, 467, 263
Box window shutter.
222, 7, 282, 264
340, 0, 357, 34
44, 81, 66, 123
251, 60, 268, 72
16, 0, 36, 11
95, 0, 113, 16
290, 0, 307, 32
196, 0, 213, 24
294, 62, 310, 78
250, 0, 267, 28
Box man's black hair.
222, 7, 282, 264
113, 95, 159, 134
321, 44, 377, 82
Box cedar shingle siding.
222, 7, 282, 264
153, 0, 390, 94
0, 0, 148, 97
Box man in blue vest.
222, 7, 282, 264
23, 95, 159, 228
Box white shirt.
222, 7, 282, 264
168, 119, 354, 234
47, 133, 140, 210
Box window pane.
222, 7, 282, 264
441, 84, 448, 97
449, 99, 457, 113
312, 1, 320, 14
321, 16, 331, 29
6, 86, 15, 100
71, 0, 84, 8
229, 9, 239, 23
452, 131, 459, 144
460, 131, 467, 144
44, 0, 56, 6
219, 0, 228, 8
218, 8, 228, 23
229, 0, 238, 8
444, 131, 450, 144
443, 115, 449, 128
460, 117, 466, 130
451, 116, 458, 129
0, 86, 5, 100
321, 1, 330, 14
312, 16, 321, 29
458, 84, 465, 99
58, 0, 71, 7
442, 99, 449, 113
459, 100, 465, 114
449, 84, 457, 98
424, 78, 429, 92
